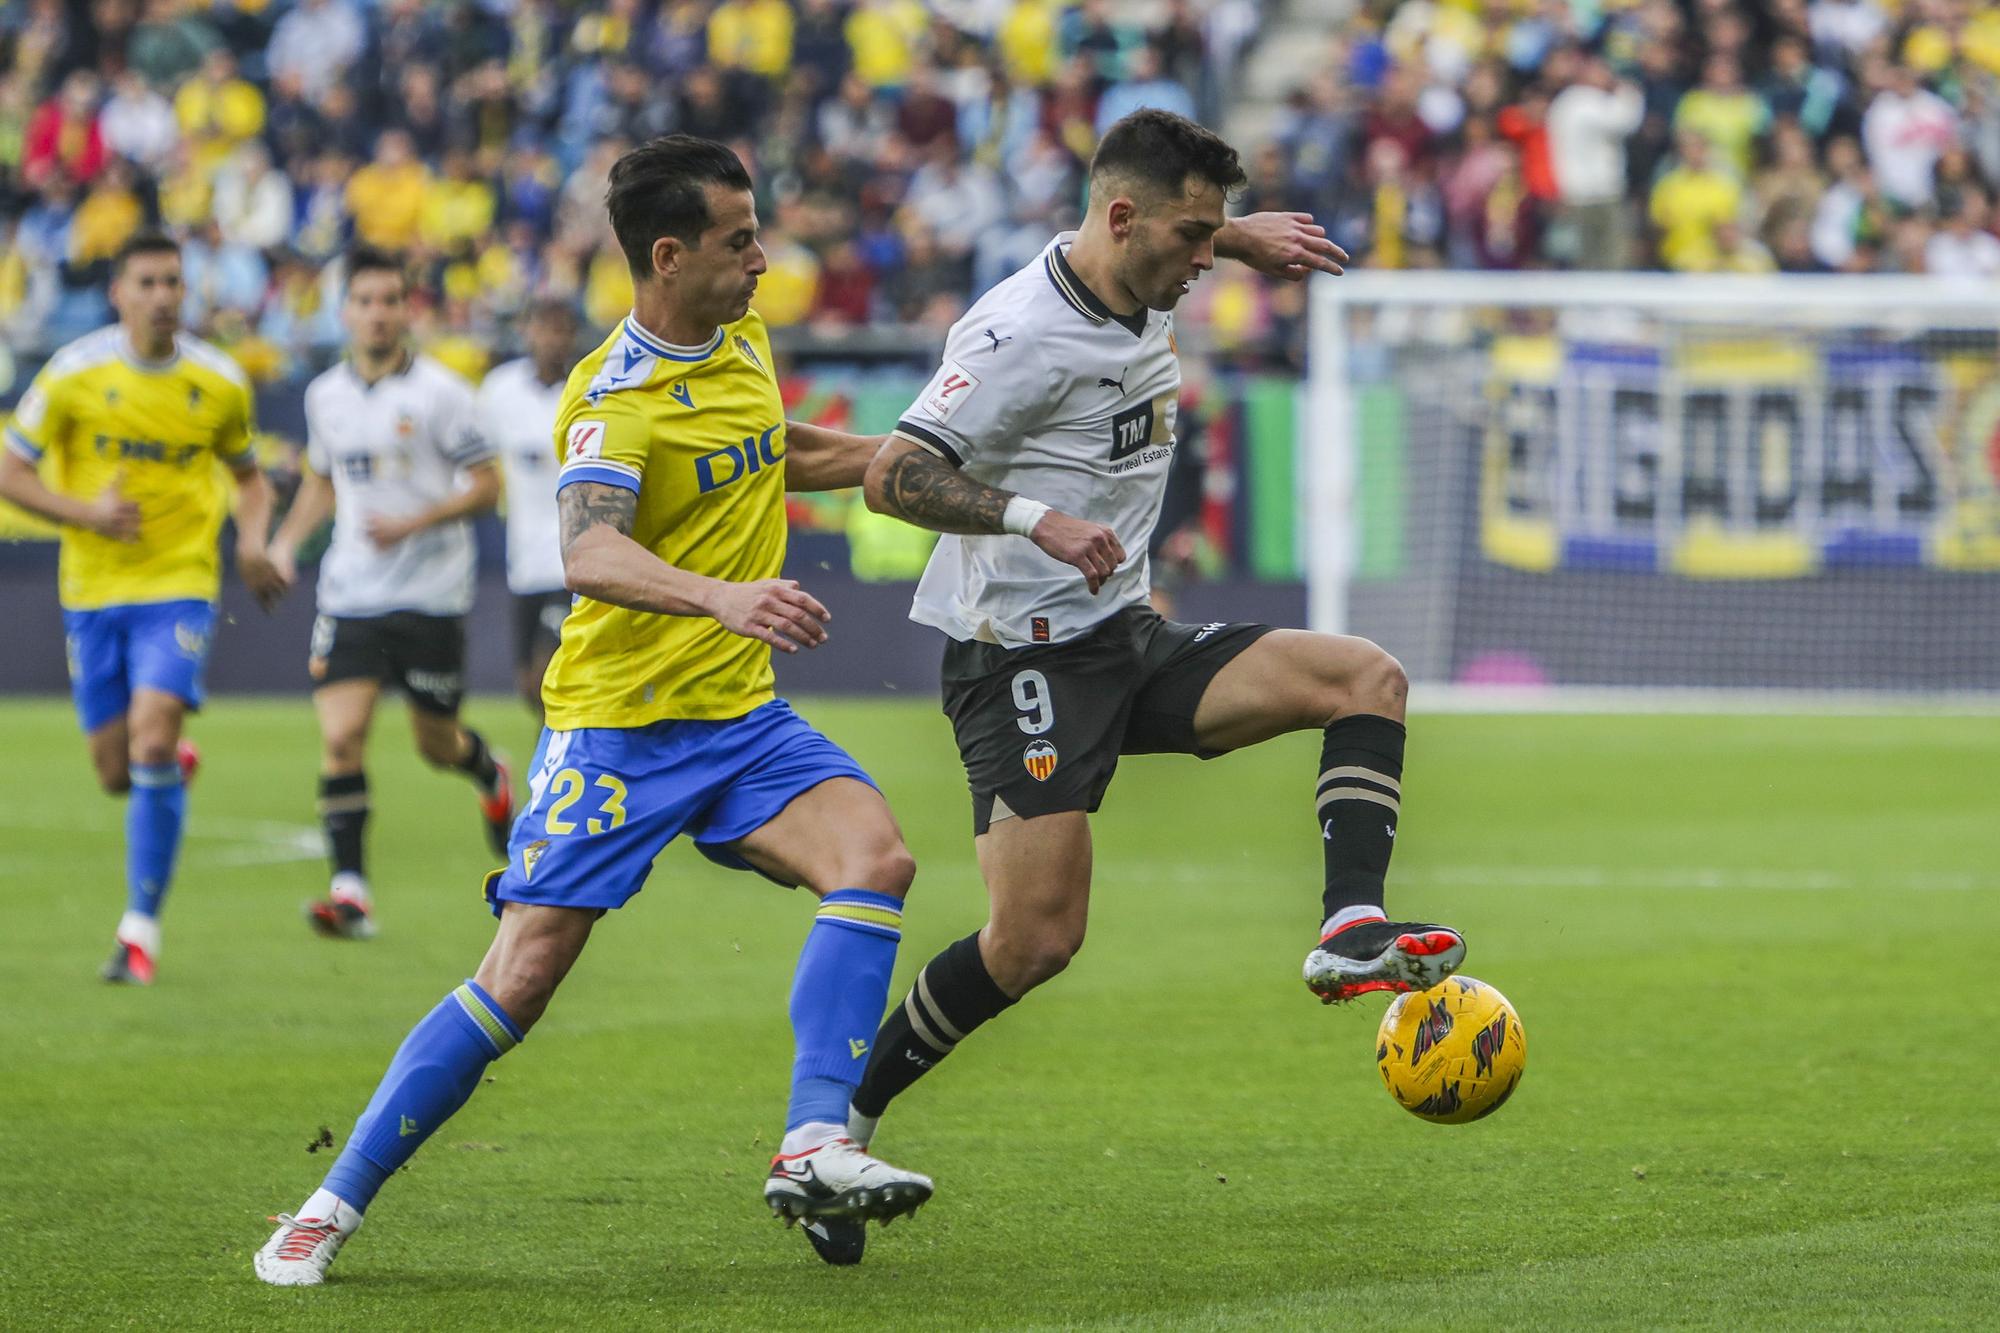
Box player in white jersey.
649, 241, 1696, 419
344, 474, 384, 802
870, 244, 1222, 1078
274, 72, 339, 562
478, 297, 577, 716
267, 246, 515, 940
839, 111, 1469, 1177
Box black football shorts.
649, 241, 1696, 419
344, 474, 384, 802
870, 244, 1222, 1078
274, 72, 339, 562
939, 605, 1273, 835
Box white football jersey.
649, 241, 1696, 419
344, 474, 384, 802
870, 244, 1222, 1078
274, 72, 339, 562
895, 233, 1179, 647
303, 352, 493, 617
477, 357, 566, 595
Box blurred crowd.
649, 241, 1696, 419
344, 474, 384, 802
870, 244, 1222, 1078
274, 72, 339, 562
0, 0, 1259, 378
1271, 0, 2000, 278
5, 0, 1999, 381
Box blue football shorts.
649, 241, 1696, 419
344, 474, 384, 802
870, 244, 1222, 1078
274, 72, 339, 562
61, 599, 217, 733
484, 698, 877, 914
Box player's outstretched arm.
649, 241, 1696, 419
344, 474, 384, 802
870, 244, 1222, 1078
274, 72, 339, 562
559, 480, 829, 653
0, 449, 141, 540
863, 436, 1127, 594
227, 461, 290, 610
266, 466, 336, 584
363, 460, 502, 550
782, 420, 886, 493
1214, 212, 1349, 282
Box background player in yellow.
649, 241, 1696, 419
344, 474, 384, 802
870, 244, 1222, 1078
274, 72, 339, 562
0, 230, 286, 986
256, 137, 932, 1287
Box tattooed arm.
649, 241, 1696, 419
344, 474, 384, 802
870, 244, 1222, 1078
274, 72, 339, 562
862, 436, 1128, 594
862, 435, 1015, 533
559, 481, 830, 652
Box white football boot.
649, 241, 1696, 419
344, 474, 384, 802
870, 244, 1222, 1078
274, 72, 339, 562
253, 1198, 362, 1286
763, 1137, 932, 1225
1305, 916, 1466, 1004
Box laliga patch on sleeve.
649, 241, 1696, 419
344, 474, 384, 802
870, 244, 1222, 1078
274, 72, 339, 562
566, 420, 606, 461
921, 362, 982, 423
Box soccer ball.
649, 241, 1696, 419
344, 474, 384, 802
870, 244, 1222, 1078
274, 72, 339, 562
1375, 976, 1525, 1124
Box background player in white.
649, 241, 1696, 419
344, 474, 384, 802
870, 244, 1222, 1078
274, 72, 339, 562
843, 110, 1468, 1160
267, 246, 513, 940
478, 297, 578, 717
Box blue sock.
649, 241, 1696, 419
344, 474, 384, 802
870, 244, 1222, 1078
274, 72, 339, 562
321, 980, 523, 1213
125, 762, 185, 919
788, 889, 904, 1130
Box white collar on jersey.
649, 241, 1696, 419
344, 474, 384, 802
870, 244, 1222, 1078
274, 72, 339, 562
342, 346, 416, 388
622, 315, 724, 363
115, 328, 181, 371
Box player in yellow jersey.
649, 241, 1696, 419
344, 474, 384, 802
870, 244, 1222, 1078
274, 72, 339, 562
256, 138, 931, 1287
0, 231, 286, 985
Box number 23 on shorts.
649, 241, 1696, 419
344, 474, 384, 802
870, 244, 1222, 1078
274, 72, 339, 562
543, 767, 629, 836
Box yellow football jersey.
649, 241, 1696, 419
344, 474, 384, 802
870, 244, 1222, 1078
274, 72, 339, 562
542, 312, 788, 727
5, 327, 256, 610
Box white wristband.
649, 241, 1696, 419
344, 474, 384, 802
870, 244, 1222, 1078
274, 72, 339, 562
1003, 496, 1051, 537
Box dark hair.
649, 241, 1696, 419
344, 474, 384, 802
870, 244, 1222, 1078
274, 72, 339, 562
524, 294, 580, 325
1088, 109, 1246, 202
112, 229, 180, 275
344, 244, 407, 291
605, 135, 755, 275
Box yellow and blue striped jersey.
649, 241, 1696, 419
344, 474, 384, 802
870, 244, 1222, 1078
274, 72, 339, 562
543, 311, 788, 728
5, 326, 256, 610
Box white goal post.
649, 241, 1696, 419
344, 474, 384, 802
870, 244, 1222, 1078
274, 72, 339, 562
1305, 271, 2000, 707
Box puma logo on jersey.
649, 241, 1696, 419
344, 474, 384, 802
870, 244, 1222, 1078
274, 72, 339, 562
1098, 372, 1126, 392
982, 328, 1012, 352
669, 381, 694, 408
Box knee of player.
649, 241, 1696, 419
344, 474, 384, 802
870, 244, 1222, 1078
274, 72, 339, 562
322, 735, 367, 771
821, 840, 916, 900
477, 961, 561, 1033
864, 842, 918, 899
990, 922, 1083, 989
415, 731, 465, 768
127, 736, 177, 769
96, 767, 133, 796
1024, 934, 1082, 987
1337, 643, 1408, 723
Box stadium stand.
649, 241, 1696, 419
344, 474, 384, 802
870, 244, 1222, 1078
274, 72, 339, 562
4, 0, 1998, 377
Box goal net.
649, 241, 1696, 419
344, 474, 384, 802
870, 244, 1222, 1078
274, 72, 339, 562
1305, 271, 2000, 704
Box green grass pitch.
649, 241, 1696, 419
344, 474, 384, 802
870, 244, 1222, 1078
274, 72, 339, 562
1, 696, 1995, 1330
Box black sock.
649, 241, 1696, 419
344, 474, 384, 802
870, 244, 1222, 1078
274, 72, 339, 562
318, 772, 369, 879
454, 728, 500, 793
1317, 714, 1405, 926
852, 931, 1015, 1119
